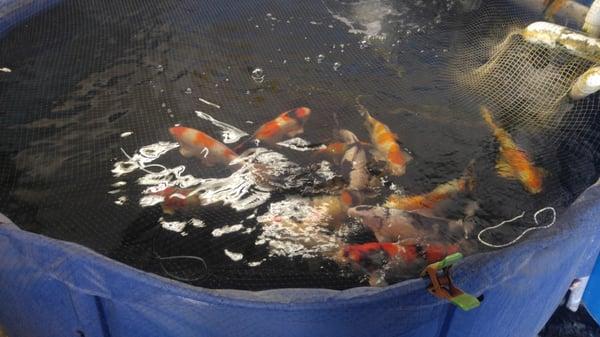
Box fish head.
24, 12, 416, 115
293, 106, 311, 122
523, 170, 543, 194
337, 129, 359, 144
169, 126, 195, 148
169, 126, 187, 139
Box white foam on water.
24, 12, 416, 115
224, 249, 244, 261
159, 218, 187, 233
198, 97, 221, 109
0, 67, 11, 73
190, 218, 206, 228
195, 110, 248, 144
276, 137, 325, 152
256, 196, 340, 258
212, 224, 244, 237
247, 260, 264, 267
112, 141, 179, 177
114, 196, 127, 205
120, 131, 133, 138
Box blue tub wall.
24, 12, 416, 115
2, 0, 600, 336
0, 0, 62, 38
1, 176, 599, 337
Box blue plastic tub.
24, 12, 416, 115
1, 1, 600, 337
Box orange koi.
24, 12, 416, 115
356, 100, 412, 176
481, 107, 544, 194
246, 107, 311, 147
169, 126, 238, 166
385, 161, 475, 213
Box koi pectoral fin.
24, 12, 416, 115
369, 148, 386, 162
179, 146, 194, 158
496, 158, 517, 179
287, 128, 304, 137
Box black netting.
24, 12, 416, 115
1, 0, 600, 290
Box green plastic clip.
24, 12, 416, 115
421, 252, 481, 311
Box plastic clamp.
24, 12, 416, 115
420, 252, 480, 311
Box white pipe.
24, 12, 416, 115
583, 0, 600, 37
570, 66, 600, 99
566, 277, 590, 312
523, 21, 600, 62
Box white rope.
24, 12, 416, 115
477, 207, 556, 248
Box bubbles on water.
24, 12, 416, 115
317, 54, 325, 63
251, 67, 265, 83
157, 64, 164, 72
359, 40, 369, 49
184, 88, 192, 95
333, 62, 342, 71
120, 131, 133, 138
304, 56, 311, 62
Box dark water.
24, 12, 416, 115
1, 0, 600, 290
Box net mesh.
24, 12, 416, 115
0, 0, 600, 290
452, 10, 600, 138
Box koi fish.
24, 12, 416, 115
356, 99, 412, 176
169, 126, 238, 167
339, 130, 371, 191
348, 205, 469, 243
543, 0, 566, 20
153, 187, 204, 214
239, 107, 311, 150
481, 107, 545, 194
315, 141, 348, 162
340, 241, 460, 267
385, 160, 475, 215
347, 205, 423, 242
337, 241, 460, 286
312, 189, 364, 227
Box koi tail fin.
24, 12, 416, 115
461, 159, 476, 192
233, 137, 255, 153
480, 106, 497, 130
495, 157, 517, 179
355, 95, 371, 119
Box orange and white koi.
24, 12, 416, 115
347, 205, 423, 242
339, 241, 460, 267
242, 107, 311, 149
311, 189, 364, 227
356, 100, 412, 176
385, 161, 475, 214
315, 141, 348, 162
336, 241, 460, 286
153, 187, 204, 214
481, 107, 545, 194
169, 126, 238, 167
